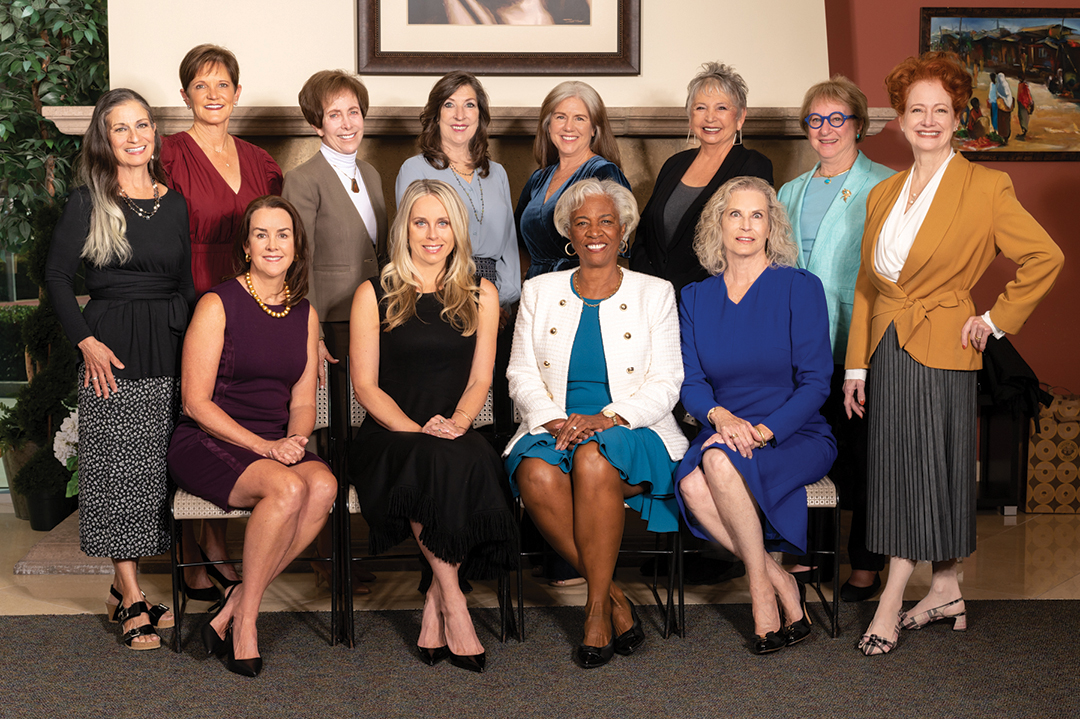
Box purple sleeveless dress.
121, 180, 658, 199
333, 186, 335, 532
168, 278, 327, 509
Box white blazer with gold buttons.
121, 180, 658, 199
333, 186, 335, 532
504, 268, 688, 461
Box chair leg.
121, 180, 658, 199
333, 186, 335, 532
677, 530, 686, 638
516, 552, 526, 643
169, 505, 182, 653
831, 502, 841, 638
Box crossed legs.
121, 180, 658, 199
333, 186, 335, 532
678, 448, 803, 638
207, 460, 338, 661
412, 521, 484, 657
516, 443, 643, 648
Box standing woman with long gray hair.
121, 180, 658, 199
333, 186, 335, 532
46, 88, 196, 651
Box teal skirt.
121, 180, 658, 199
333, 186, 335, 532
506, 425, 679, 533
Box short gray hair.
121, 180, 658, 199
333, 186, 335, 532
693, 176, 798, 276
554, 178, 639, 243
686, 62, 749, 115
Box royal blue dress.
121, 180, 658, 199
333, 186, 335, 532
505, 280, 679, 533
515, 156, 631, 279
675, 267, 836, 553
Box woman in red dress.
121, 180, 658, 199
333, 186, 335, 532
160, 43, 283, 601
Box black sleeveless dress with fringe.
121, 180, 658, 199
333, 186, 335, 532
349, 280, 516, 577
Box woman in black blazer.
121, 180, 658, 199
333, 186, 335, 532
630, 62, 773, 296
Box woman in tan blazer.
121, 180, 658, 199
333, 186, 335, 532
843, 53, 1063, 656
283, 70, 388, 590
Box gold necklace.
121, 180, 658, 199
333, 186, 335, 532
573, 268, 622, 308
245, 272, 291, 318
817, 165, 852, 185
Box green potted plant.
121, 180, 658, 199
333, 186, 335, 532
8, 203, 77, 531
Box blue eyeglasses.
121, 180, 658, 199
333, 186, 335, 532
804, 112, 855, 129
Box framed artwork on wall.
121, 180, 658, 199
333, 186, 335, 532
357, 0, 640, 75
920, 7, 1080, 161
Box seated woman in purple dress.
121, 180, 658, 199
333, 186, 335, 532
168, 196, 337, 677
676, 176, 836, 655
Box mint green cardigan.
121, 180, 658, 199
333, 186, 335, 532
777, 151, 895, 362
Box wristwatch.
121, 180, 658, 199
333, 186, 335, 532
602, 409, 620, 427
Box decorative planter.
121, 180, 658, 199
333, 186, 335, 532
27, 492, 76, 532
2, 441, 40, 521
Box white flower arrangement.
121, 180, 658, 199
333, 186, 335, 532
52, 408, 79, 497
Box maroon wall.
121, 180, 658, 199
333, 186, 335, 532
825, 0, 1078, 390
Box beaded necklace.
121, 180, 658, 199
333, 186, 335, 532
119, 179, 161, 219
449, 163, 484, 224
245, 272, 291, 318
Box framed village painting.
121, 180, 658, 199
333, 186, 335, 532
920, 8, 1080, 160
357, 0, 640, 75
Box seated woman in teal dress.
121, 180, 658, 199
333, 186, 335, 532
676, 176, 836, 656
505, 179, 688, 669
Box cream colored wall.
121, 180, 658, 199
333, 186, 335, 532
109, 0, 828, 108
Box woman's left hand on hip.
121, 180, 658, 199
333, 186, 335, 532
960, 315, 994, 353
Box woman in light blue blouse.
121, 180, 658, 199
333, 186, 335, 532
516, 81, 630, 279
777, 75, 894, 603
395, 72, 520, 310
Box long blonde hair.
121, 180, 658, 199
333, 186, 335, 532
693, 176, 798, 276
380, 179, 479, 335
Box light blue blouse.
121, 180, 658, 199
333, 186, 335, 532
395, 154, 521, 305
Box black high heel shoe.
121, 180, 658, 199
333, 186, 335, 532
200, 547, 241, 590
752, 599, 786, 655
449, 650, 486, 673
200, 584, 238, 656
226, 628, 263, 677
613, 598, 645, 656
181, 572, 223, 604
783, 579, 813, 647
417, 645, 451, 666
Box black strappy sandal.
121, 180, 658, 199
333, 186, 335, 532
106, 586, 174, 629
116, 601, 161, 651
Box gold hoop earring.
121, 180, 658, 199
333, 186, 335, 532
245, 253, 251, 263
565, 242, 577, 257
619, 239, 629, 254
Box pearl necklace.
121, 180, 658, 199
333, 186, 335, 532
449, 163, 484, 224
245, 272, 291, 318
119, 179, 161, 219
573, 268, 622, 308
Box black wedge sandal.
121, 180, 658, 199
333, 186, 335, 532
116, 601, 161, 651
106, 586, 174, 629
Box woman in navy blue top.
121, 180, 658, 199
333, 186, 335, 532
515, 81, 630, 279
676, 177, 835, 656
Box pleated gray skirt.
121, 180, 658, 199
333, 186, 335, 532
866, 325, 977, 562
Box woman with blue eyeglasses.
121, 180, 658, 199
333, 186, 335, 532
777, 76, 894, 603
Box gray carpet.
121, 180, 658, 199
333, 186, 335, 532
4, 601, 1078, 718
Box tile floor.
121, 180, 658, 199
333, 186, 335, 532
3, 494, 1079, 621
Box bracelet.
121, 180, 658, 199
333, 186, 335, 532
706, 406, 721, 427
753, 427, 767, 449
453, 408, 474, 425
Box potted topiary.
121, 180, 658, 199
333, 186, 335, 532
7, 204, 78, 531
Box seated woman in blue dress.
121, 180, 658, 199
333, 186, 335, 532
505, 179, 688, 668
676, 176, 836, 655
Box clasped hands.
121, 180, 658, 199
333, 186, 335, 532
421, 414, 468, 440
704, 407, 772, 459
265, 435, 309, 465
544, 412, 613, 451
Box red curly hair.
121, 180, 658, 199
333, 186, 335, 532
885, 52, 972, 114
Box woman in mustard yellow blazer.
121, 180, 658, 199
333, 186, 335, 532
842, 53, 1063, 656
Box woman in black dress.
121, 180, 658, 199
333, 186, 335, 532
349, 179, 515, 673
46, 89, 195, 651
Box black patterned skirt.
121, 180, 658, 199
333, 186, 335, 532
77, 365, 179, 558
865, 325, 977, 562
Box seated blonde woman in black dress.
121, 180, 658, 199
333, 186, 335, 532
349, 179, 516, 673
168, 196, 338, 677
